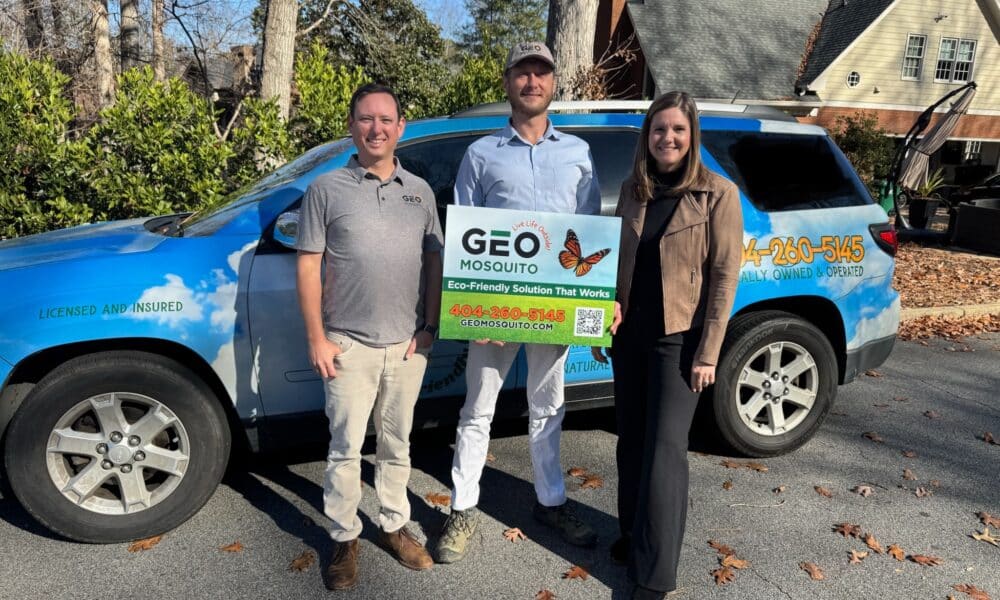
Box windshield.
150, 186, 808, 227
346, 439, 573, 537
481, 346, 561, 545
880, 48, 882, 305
181, 138, 354, 236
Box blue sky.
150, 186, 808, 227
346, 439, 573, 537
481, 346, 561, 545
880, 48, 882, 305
205, 0, 471, 43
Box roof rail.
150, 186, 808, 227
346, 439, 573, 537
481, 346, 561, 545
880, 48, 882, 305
450, 100, 797, 122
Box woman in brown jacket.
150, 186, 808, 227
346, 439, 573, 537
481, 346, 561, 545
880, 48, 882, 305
593, 91, 743, 599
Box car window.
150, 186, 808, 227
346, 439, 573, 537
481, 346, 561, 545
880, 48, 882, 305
571, 129, 639, 214
396, 128, 639, 224
701, 131, 873, 211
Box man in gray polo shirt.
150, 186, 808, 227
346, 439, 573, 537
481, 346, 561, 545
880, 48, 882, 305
296, 83, 443, 591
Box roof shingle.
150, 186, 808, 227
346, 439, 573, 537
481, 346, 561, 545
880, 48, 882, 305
628, 0, 829, 100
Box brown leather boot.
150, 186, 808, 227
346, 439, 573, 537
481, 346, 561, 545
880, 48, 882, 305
378, 526, 433, 571
325, 538, 359, 591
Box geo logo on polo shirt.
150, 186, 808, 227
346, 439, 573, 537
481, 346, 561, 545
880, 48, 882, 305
402, 195, 423, 204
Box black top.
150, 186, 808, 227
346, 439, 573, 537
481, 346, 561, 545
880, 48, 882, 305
626, 170, 683, 335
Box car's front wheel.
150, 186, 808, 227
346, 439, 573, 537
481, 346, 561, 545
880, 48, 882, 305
4, 351, 230, 543
713, 311, 838, 457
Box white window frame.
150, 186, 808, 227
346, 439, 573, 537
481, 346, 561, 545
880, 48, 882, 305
846, 71, 861, 88
900, 33, 926, 81
935, 37, 977, 83
964, 140, 982, 162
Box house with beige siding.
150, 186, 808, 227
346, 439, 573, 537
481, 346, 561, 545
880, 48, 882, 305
594, 0, 1000, 183
797, 0, 1000, 183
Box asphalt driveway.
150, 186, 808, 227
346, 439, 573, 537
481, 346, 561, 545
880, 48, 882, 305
1, 334, 998, 600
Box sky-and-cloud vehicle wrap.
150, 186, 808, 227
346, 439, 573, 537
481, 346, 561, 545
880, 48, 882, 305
0, 105, 898, 543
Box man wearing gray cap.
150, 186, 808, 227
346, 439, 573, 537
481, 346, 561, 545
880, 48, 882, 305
436, 41, 602, 564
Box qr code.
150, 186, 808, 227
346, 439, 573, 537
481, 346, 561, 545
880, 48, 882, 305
574, 307, 605, 337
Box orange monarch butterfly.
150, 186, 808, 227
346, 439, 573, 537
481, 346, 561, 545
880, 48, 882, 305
558, 229, 611, 277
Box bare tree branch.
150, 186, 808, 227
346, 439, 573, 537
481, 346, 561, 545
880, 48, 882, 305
297, 0, 336, 38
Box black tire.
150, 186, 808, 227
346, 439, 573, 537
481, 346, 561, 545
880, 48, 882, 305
713, 311, 838, 457
3, 351, 230, 543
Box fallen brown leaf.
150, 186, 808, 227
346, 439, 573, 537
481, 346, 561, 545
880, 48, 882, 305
924, 410, 941, 419
852, 485, 874, 497
721, 554, 750, 569
908, 554, 943, 566
893, 396, 910, 402
930, 479, 941, 487
902, 450, 917, 458
580, 474, 604, 490
535, 590, 556, 600
289, 550, 315, 572
833, 522, 862, 538
712, 566, 736, 585
722, 480, 733, 490
983, 432, 998, 445
127, 535, 163, 553
567, 467, 587, 478
863, 532, 884, 554
425, 492, 451, 507
503, 527, 526, 543
863, 431, 885, 443
773, 485, 787, 494
800, 562, 825, 580
815, 486, 833, 498
915, 486, 933, 498
848, 549, 869, 564
485, 452, 496, 463
745, 461, 769, 473
220, 541, 243, 553
864, 369, 883, 377
952, 583, 991, 600
978, 512, 1000, 529
562, 565, 589, 580
903, 468, 917, 481
887, 544, 905, 561
971, 527, 999, 547
708, 540, 736, 556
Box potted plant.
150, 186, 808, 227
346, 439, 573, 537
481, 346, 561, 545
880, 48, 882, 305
908, 167, 945, 228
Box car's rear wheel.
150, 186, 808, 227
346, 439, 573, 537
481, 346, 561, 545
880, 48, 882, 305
713, 311, 837, 457
3, 351, 230, 543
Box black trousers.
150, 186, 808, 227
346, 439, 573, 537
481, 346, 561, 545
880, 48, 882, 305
612, 317, 701, 593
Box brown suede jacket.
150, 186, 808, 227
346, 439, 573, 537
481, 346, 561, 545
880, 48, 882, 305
614, 170, 743, 366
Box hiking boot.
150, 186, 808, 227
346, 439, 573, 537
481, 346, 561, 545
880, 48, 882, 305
378, 525, 433, 571
435, 507, 480, 563
533, 502, 598, 547
324, 538, 359, 591
610, 534, 631, 565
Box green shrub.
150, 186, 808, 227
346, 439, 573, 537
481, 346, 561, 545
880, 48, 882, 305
831, 111, 894, 198
84, 67, 233, 221
0, 49, 90, 239
290, 42, 366, 152
437, 48, 506, 115
227, 96, 297, 188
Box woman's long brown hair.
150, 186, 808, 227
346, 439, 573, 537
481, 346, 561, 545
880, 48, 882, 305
631, 91, 708, 204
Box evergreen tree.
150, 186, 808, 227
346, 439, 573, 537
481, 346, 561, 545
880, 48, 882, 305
459, 0, 547, 54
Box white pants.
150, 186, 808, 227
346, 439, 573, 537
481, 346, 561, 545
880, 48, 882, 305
450, 342, 569, 510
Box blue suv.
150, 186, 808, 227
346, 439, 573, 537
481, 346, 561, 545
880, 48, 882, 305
0, 101, 899, 542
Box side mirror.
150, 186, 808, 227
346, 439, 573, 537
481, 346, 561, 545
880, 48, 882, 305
273, 209, 299, 250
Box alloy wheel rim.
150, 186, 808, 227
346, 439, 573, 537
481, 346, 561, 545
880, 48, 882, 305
45, 392, 190, 515
735, 341, 819, 436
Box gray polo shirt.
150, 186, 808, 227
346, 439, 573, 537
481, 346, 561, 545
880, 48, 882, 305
296, 155, 443, 347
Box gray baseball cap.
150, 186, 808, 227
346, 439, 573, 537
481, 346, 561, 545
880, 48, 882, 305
505, 41, 556, 71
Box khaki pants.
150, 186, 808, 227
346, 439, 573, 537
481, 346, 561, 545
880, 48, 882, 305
322, 331, 428, 541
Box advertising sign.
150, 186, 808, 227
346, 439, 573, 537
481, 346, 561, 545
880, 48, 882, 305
440, 205, 621, 347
